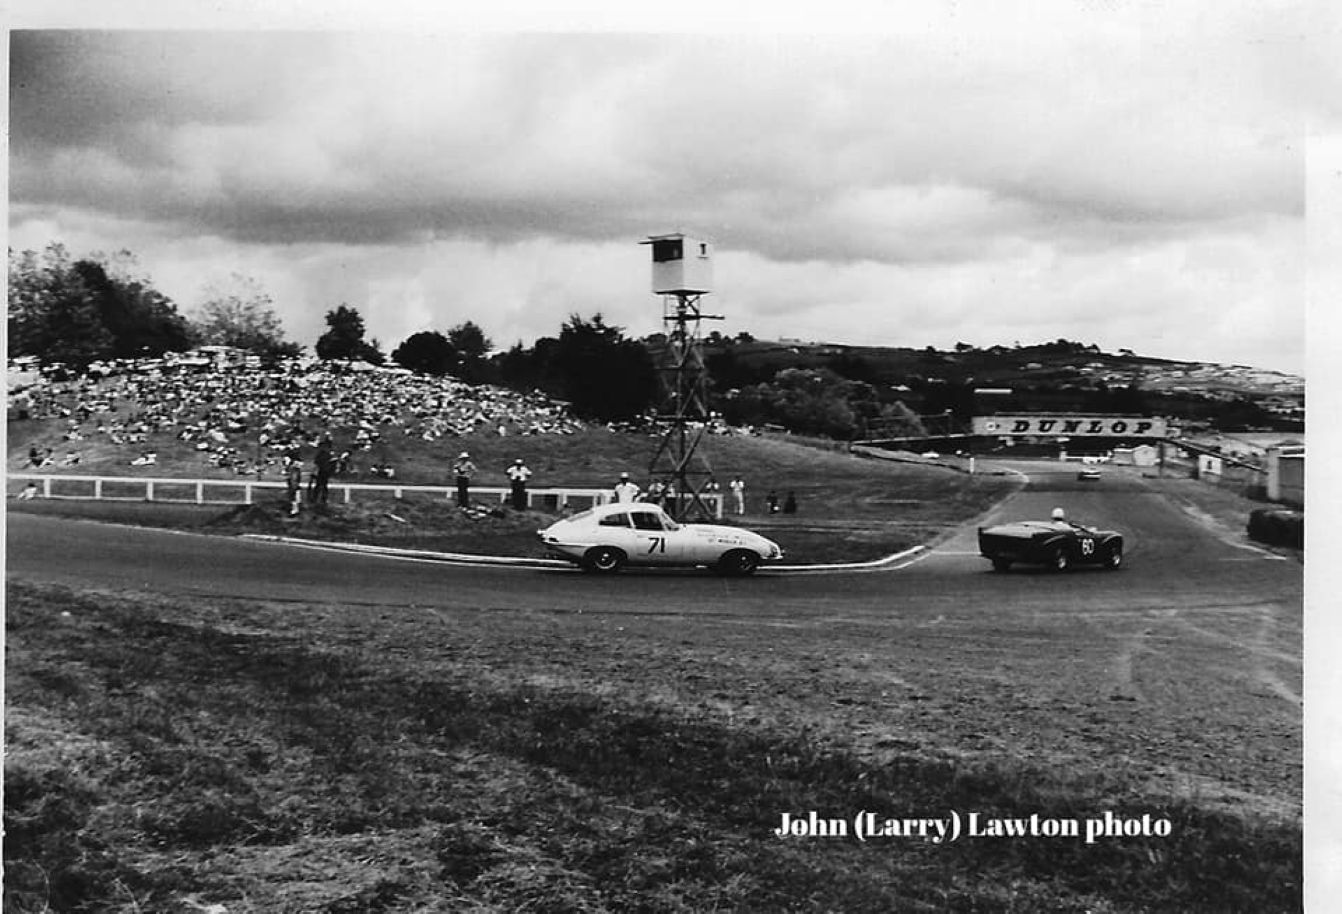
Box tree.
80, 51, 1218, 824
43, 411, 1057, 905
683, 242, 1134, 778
9, 243, 84, 359
8, 243, 191, 368
73, 259, 191, 358
447, 321, 492, 383
495, 341, 541, 390
545, 314, 657, 421
315, 304, 381, 363
392, 331, 458, 376
447, 321, 491, 361
874, 400, 927, 438
192, 274, 300, 360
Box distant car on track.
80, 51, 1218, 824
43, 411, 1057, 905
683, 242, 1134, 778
977, 518, 1123, 573
1076, 467, 1103, 481
538, 502, 784, 575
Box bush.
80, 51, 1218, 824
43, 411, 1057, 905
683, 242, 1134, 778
1247, 507, 1303, 548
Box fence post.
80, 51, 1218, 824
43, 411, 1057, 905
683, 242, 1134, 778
146, 481, 154, 501
95, 478, 103, 499
245, 483, 253, 505
197, 481, 204, 504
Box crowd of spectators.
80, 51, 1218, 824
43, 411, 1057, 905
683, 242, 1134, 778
11, 357, 587, 478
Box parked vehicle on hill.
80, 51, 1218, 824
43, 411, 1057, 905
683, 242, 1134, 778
539, 503, 783, 575
1077, 467, 1103, 481
977, 518, 1123, 573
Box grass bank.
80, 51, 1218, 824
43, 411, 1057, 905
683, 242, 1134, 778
5, 581, 1300, 913
8, 429, 1018, 563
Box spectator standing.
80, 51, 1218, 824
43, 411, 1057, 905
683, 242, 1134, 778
507, 458, 532, 510
452, 451, 477, 506
729, 476, 746, 515
783, 491, 797, 514
283, 453, 303, 516
766, 490, 780, 514
613, 472, 640, 504
311, 435, 335, 506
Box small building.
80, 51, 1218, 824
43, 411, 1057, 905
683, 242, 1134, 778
643, 233, 713, 296
1112, 444, 1159, 467
1266, 443, 1304, 507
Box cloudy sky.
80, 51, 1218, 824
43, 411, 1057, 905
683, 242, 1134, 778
7, 2, 1334, 375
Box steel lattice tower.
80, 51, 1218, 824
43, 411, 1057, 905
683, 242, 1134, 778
647, 292, 722, 521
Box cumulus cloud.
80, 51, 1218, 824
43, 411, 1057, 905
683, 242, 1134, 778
7, 12, 1312, 373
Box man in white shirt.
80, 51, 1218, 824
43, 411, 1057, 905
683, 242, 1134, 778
452, 451, 477, 506
729, 476, 746, 515
506, 458, 532, 510
613, 472, 640, 504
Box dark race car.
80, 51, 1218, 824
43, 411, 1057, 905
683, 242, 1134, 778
977, 519, 1123, 573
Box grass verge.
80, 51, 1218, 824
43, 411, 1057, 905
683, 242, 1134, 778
5, 580, 1300, 913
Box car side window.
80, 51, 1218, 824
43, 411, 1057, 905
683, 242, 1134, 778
598, 512, 632, 528
630, 511, 663, 531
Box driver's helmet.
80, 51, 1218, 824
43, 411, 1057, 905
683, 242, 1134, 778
1051, 507, 1066, 521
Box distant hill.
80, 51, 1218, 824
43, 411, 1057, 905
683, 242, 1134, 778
703, 338, 1300, 393
696, 338, 1303, 433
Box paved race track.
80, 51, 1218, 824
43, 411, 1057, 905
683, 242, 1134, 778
5, 461, 1300, 624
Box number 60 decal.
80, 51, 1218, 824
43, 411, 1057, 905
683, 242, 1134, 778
1080, 538, 1095, 556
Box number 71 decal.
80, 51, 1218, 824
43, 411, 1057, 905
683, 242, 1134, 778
646, 536, 666, 554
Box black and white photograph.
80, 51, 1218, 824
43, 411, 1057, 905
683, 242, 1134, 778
6, 2, 1331, 911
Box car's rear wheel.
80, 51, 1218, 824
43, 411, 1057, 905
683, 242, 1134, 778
1103, 544, 1123, 570
991, 558, 1012, 573
1049, 546, 1070, 573
716, 549, 760, 577
583, 546, 626, 574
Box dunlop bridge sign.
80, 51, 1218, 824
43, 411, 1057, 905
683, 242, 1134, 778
972, 415, 1167, 438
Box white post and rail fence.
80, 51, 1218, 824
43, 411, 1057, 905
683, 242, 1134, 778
6, 473, 725, 518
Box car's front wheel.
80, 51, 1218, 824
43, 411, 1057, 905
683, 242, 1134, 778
583, 546, 626, 574
1103, 544, 1123, 570
991, 558, 1012, 573
715, 549, 760, 577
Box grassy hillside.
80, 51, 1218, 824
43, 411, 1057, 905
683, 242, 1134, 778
9, 422, 1017, 563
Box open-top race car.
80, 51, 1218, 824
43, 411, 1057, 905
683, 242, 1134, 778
538, 502, 784, 575
977, 517, 1123, 573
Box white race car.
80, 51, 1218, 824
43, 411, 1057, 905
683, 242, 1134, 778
538, 502, 784, 575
